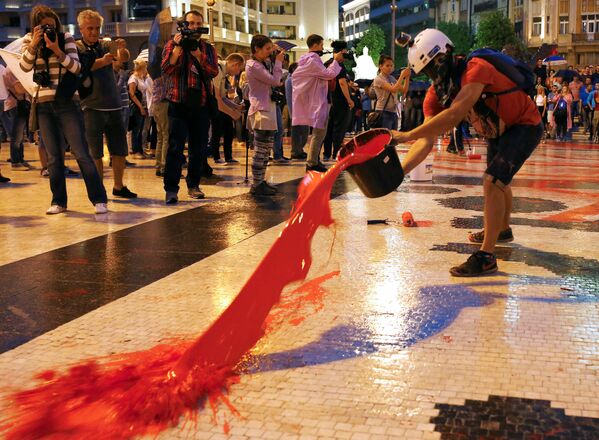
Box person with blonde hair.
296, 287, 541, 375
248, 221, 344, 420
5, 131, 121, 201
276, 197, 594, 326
128, 59, 152, 159
76, 8, 136, 199
20, 4, 108, 214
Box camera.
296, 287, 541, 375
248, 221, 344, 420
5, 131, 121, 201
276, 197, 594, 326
33, 70, 51, 87
271, 89, 285, 104
270, 49, 290, 64
177, 20, 209, 51
41, 24, 57, 43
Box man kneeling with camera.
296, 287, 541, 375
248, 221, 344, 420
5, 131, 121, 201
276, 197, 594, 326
161, 10, 218, 204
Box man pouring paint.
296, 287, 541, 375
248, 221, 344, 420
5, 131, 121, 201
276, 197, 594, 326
391, 29, 543, 277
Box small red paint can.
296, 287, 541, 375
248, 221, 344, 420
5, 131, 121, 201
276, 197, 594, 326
402, 211, 417, 227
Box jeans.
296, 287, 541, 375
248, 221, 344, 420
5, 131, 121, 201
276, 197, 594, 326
273, 104, 284, 159
307, 125, 328, 166
164, 102, 210, 193
7, 107, 27, 163
291, 125, 309, 156
130, 109, 146, 154
381, 110, 398, 130
37, 100, 107, 207
210, 110, 234, 161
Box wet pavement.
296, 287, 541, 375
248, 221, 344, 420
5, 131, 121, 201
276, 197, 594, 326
0, 137, 598, 439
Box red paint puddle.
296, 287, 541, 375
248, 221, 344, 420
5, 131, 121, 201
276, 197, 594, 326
541, 201, 599, 223
0, 130, 392, 439
413, 220, 434, 227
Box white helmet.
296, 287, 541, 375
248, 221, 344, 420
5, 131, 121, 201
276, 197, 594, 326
407, 29, 454, 74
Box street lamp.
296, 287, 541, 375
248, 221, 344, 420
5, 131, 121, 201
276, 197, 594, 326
207, 0, 216, 43
391, 0, 397, 61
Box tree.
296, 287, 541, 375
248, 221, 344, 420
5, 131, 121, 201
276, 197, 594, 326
356, 24, 386, 65
437, 21, 474, 56
474, 11, 520, 51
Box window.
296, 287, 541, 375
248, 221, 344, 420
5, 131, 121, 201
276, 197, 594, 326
267, 24, 296, 39
8, 15, 20, 27
346, 13, 354, 22
267, 1, 296, 15
558, 0, 569, 15
249, 20, 257, 34
460, 0, 468, 12
249, 0, 257, 9
532, 16, 542, 36
583, 14, 597, 33
111, 10, 122, 23
236, 17, 245, 32
559, 16, 568, 34
222, 13, 233, 30
514, 0, 523, 6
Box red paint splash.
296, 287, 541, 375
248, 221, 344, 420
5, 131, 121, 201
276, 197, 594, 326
0, 129, 392, 439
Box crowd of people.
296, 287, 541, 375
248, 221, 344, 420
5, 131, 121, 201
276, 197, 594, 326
0, 5, 415, 202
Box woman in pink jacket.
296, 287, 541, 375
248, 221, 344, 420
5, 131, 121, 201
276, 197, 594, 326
245, 35, 286, 196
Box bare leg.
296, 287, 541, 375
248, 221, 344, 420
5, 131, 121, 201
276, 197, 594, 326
481, 179, 505, 254
111, 155, 125, 190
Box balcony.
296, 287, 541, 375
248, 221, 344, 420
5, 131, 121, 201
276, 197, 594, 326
101, 21, 153, 38
573, 33, 599, 43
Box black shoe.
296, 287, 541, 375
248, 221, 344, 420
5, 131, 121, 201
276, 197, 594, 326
156, 169, 162, 177
306, 162, 327, 173
450, 251, 498, 277
112, 186, 138, 199
290, 152, 307, 160
468, 227, 513, 244
0, 174, 10, 183
264, 181, 278, 192
250, 181, 277, 196
64, 167, 79, 177
125, 160, 137, 167
165, 192, 178, 204
446, 145, 457, 154
225, 159, 239, 164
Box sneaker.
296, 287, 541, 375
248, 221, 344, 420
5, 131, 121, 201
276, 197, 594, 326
450, 251, 498, 277
0, 175, 10, 183
273, 157, 291, 164
11, 162, 29, 171
165, 192, 178, 204
225, 159, 239, 164
214, 158, 225, 164
46, 205, 66, 215
250, 181, 277, 196
94, 203, 108, 214
40, 167, 49, 177
188, 186, 205, 199
64, 167, 79, 177
468, 227, 514, 244
112, 186, 138, 199
306, 162, 327, 173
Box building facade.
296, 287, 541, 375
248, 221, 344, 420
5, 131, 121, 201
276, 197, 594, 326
0, 0, 339, 60
340, 0, 369, 44
434, 0, 599, 66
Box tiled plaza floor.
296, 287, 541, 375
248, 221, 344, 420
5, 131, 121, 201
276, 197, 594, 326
0, 136, 598, 439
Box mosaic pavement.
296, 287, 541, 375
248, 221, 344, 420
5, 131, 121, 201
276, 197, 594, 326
0, 136, 598, 439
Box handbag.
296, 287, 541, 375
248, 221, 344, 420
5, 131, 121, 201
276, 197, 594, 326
366, 90, 393, 128
9, 91, 31, 117
28, 85, 40, 132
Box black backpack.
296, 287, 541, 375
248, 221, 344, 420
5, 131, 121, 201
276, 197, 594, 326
553, 97, 568, 118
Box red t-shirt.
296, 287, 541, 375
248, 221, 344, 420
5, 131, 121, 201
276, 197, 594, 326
423, 58, 541, 137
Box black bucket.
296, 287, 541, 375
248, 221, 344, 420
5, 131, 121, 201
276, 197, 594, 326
346, 144, 404, 198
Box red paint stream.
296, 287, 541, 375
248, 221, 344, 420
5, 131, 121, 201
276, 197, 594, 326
0, 130, 393, 439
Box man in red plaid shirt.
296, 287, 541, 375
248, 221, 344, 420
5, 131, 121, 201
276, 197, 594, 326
161, 10, 218, 204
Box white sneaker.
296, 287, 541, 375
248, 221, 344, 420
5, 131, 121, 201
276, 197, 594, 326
94, 203, 108, 214
46, 205, 66, 215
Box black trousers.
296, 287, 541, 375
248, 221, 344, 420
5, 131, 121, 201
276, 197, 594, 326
210, 110, 234, 161
323, 103, 352, 159
163, 102, 210, 193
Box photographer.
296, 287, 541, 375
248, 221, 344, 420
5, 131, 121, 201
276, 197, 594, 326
76, 9, 136, 199
246, 35, 286, 196
291, 34, 345, 172
20, 4, 107, 214
161, 10, 218, 204
322, 40, 354, 161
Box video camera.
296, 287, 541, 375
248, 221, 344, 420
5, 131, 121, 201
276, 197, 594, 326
331, 40, 355, 62
177, 20, 209, 51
